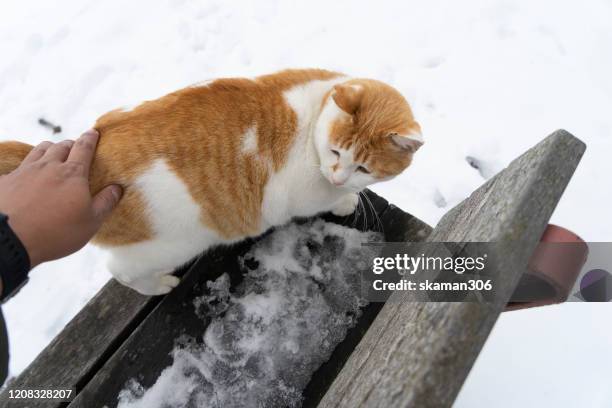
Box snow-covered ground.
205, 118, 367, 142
0, 0, 611, 406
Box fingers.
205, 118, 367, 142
92, 184, 123, 224
22, 141, 53, 164
67, 129, 99, 177
23, 129, 99, 170
43, 139, 75, 162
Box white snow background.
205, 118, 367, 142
0, 0, 611, 406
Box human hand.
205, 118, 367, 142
0, 129, 122, 268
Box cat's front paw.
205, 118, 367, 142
332, 193, 359, 216
113, 270, 180, 295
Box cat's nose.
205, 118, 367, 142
331, 174, 345, 186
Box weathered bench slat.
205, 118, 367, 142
0, 280, 160, 408
317, 130, 585, 408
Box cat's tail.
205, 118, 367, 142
0, 141, 33, 175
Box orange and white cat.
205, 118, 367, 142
0, 69, 423, 295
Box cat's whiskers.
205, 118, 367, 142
351, 194, 363, 229
360, 191, 384, 234
358, 193, 368, 231
357, 192, 366, 231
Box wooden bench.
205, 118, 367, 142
0, 130, 585, 408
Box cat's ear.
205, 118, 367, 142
390, 132, 424, 153
332, 84, 364, 114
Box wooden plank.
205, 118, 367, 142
0, 280, 161, 408
317, 130, 586, 408
66, 191, 432, 407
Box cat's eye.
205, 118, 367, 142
356, 166, 371, 174
331, 149, 340, 157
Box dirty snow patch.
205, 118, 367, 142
117, 219, 381, 408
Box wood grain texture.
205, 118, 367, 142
317, 130, 586, 408
0, 280, 159, 408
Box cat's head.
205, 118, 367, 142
314, 79, 423, 192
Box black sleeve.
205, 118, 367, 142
0, 212, 31, 302
0, 307, 8, 385
0, 212, 32, 385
